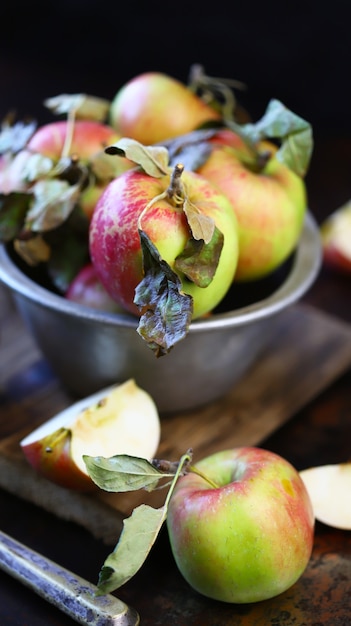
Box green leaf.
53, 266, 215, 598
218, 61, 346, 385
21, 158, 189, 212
134, 229, 193, 356
175, 226, 224, 287
83, 454, 169, 492
105, 138, 169, 178
96, 503, 167, 595
231, 99, 313, 177
44, 208, 90, 292
0, 192, 32, 241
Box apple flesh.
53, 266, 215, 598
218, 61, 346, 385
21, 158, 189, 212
167, 447, 314, 603
197, 129, 307, 281
65, 263, 126, 313
320, 201, 351, 274
300, 462, 351, 530
109, 72, 221, 146
89, 166, 239, 319
20, 379, 161, 492
27, 120, 133, 219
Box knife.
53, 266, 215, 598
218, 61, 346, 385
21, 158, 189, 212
0, 529, 140, 625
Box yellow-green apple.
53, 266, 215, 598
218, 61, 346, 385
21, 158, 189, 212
20, 379, 161, 492
27, 119, 133, 219
89, 165, 239, 320
320, 201, 351, 274
65, 263, 126, 312
109, 72, 222, 145
167, 446, 314, 603
196, 129, 307, 281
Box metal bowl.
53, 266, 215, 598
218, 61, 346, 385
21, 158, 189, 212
0, 212, 321, 413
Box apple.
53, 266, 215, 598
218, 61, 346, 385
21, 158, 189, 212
320, 201, 351, 274
89, 164, 239, 320
300, 462, 351, 530
27, 119, 133, 219
196, 129, 307, 281
20, 379, 161, 492
65, 263, 126, 313
109, 71, 222, 146
167, 446, 314, 603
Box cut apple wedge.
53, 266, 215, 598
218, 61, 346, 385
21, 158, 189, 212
320, 200, 351, 274
20, 379, 161, 492
299, 462, 351, 530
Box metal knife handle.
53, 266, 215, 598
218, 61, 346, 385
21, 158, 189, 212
0, 529, 139, 625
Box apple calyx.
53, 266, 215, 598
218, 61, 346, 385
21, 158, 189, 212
83, 447, 219, 594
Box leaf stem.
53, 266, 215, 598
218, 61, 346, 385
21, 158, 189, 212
61, 107, 77, 159
164, 451, 193, 508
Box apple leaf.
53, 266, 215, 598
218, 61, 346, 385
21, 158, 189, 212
164, 128, 218, 171
134, 229, 193, 356
44, 93, 111, 122
0, 192, 32, 241
0, 119, 37, 154
25, 179, 81, 232
183, 197, 215, 244
175, 227, 224, 287
20, 152, 55, 182
83, 450, 193, 595
14, 235, 51, 265
44, 209, 90, 291
96, 503, 167, 595
83, 454, 172, 493
229, 99, 313, 177
105, 138, 169, 178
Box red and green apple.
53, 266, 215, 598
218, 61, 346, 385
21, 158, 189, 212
109, 71, 222, 146
196, 129, 307, 281
167, 446, 314, 603
89, 163, 239, 320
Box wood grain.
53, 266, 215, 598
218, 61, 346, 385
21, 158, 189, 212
1, 296, 351, 544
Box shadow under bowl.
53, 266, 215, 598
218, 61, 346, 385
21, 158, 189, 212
0, 212, 321, 413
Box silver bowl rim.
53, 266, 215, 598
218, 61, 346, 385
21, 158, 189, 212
0, 211, 321, 333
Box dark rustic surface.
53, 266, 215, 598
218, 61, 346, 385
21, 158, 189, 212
1, 301, 351, 534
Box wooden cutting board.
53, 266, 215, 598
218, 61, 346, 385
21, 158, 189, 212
1, 297, 351, 545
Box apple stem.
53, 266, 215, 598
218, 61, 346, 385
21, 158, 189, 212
137, 163, 186, 231
44, 427, 69, 453
166, 163, 185, 206
188, 465, 220, 489
137, 190, 168, 231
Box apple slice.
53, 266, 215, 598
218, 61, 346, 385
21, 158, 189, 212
299, 462, 351, 530
320, 200, 351, 274
20, 379, 161, 492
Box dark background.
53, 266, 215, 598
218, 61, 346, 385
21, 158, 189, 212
1, 0, 350, 134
